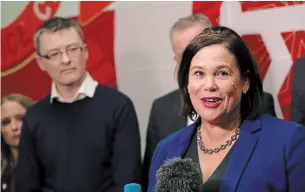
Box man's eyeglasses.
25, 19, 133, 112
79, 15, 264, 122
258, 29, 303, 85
39, 46, 85, 61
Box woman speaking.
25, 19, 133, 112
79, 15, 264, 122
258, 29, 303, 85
148, 26, 305, 192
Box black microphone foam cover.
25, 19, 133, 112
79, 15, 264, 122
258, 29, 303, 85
156, 157, 201, 192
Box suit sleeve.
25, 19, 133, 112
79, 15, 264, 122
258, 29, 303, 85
15, 117, 42, 192
291, 58, 305, 125
111, 97, 142, 191
262, 93, 277, 117
142, 100, 161, 191
287, 125, 305, 191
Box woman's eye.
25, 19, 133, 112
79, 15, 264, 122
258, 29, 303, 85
216, 71, 230, 76
194, 71, 203, 76
16, 115, 24, 121
1, 119, 11, 126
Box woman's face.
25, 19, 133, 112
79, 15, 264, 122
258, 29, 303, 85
1, 101, 27, 148
188, 44, 249, 124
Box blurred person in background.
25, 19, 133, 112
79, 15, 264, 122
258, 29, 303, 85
291, 55, 305, 126
15, 17, 141, 192
1, 94, 35, 192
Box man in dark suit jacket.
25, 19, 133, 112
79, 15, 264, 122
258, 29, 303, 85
291, 56, 305, 125
142, 13, 277, 190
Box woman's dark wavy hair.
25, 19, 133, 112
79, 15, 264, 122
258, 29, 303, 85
177, 26, 263, 121
1, 94, 35, 191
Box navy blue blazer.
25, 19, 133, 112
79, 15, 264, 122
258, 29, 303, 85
148, 115, 305, 192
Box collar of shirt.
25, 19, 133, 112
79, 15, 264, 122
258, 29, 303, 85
50, 72, 98, 103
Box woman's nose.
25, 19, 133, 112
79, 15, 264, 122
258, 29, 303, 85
204, 76, 217, 91
10, 119, 20, 131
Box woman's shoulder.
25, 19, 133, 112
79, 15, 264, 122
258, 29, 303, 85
151, 124, 195, 164
261, 114, 304, 131
157, 124, 194, 149
259, 114, 305, 141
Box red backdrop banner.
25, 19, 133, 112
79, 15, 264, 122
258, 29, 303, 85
1, 2, 304, 120
193, 1, 305, 119
1, 2, 116, 101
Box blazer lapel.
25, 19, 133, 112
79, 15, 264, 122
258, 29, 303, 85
165, 122, 197, 159
220, 117, 262, 192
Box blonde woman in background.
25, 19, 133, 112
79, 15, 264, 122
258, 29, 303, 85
1, 94, 34, 192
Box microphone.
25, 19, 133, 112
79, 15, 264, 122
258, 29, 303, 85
124, 183, 142, 192
156, 157, 201, 192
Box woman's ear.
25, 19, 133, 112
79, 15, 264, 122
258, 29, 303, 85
243, 79, 250, 94
242, 70, 251, 93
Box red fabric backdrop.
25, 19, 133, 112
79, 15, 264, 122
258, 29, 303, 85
1, 2, 116, 100
1, 1, 304, 120
193, 1, 305, 119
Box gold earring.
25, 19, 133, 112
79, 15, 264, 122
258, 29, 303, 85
243, 90, 247, 94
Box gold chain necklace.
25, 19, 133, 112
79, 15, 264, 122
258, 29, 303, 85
197, 126, 240, 154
